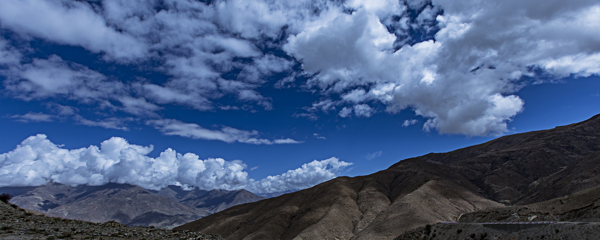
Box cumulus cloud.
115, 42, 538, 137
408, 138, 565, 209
353, 104, 374, 117
284, 0, 600, 136
148, 119, 301, 145
1, 0, 599, 137
246, 157, 352, 193
0, 135, 348, 193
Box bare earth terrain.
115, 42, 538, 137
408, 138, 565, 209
176, 114, 600, 239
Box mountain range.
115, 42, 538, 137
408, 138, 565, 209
175, 114, 600, 239
0, 183, 264, 229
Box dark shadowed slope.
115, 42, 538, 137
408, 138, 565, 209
413, 114, 600, 204
175, 114, 600, 240
460, 184, 600, 223
396, 184, 600, 240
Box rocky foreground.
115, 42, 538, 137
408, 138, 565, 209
395, 222, 600, 240
0, 200, 223, 240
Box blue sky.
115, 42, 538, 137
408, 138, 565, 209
0, 0, 599, 194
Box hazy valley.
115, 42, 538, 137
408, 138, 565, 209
0, 183, 264, 229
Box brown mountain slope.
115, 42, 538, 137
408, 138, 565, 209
175, 114, 600, 240
459, 184, 600, 223
518, 151, 600, 204
176, 159, 502, 239
395, 184, 600, 240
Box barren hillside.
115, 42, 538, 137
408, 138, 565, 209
176, 114, 600, 239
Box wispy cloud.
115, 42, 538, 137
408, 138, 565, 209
10, 112, 54, 122
313, 133, 326, 140
366, 150, 383, 160
74, 116, 131, 131
147, 119, 301, 145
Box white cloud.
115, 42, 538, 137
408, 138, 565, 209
116, 96, 161, 117
1, 55, 162, 118
239, 54, 294, 83
3, 55, 111, 100
0, 134, 246, 190
0, 0, 298, 113
74, 116, 130, 131
366, 150, 383, 160
339, 107, 353, 118
306, 99, 339, 114
337, 104, 374, 118
7, 105, 131, 131
0, 0, 146, 61
142, 83, 214, 111
1, 0, 599, 137
402, 119, 418, 127
353, 104, 374, 117
342, 89, 369, 103
0, 37, 21, 65
147, 119, 301, 145
0, 135, 346, 193
246, 157, 352, 193
284, 0, 600, 136
313, 133, 326, 140
46, 103, 77, 116
10, 112, 54, 122
273, 138, 303, 144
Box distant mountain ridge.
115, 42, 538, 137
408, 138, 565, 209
154, 185, 266, 214
175, 114, 600, 239
0, 183, 264, 229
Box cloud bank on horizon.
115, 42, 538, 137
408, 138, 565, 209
0, 134, 351, 193
0, 0, 597, 137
